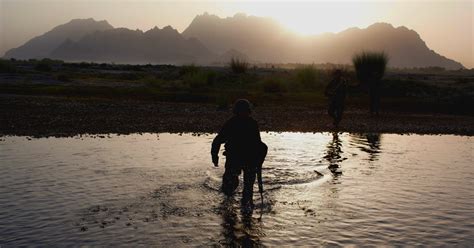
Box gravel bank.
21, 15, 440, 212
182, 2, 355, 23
1, 94, 473, 137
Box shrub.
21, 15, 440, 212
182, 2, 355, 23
180, 64, 217, 88
295, 64, 321, 89
180, 64, 199, 76
183, 70, 217, 89
0, 59, 17, 73
352, 51, 388, 85
124, 64, 143, 71
230, 57, 249, 74
35, 59, 53, 72
206, 70, 217, 85
262, 77, 286, 93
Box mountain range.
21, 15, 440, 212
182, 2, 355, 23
3, 14, 465, 69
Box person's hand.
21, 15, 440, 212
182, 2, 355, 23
212, 155, 219, 167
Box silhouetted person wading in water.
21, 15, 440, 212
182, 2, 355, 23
211, 99, 266, 212
325, 69, 347, 127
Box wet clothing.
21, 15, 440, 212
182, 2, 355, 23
325, 78, 347, 126
211, 116, 262, 163
222, 159, 257, 204
211, 115, 262, 204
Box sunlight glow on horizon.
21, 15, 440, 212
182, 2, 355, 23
215, 1, 472, 67
1, 0, 472, 68
218, 2, 376, 35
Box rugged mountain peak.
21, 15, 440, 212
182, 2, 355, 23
162, 25, 178, 33
4, 18, 114, 59
3, 15, 465, 69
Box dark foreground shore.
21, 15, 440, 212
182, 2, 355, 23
1, 94, 473, 137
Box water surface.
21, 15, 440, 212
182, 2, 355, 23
0, 132, 473, 246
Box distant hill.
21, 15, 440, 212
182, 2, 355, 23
4, 18, 113, 59
4, 14, 465, 69
307, 23, 464, 69
4, 19, 214, 64
51, 25, 214, 64
183, 13, 464, 69
183, 13, 288, 62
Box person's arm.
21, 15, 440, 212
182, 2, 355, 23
211, 122, 228, 167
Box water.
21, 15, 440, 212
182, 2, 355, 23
0, 132, 473, 246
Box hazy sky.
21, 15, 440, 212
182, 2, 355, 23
1, 0, 472, 68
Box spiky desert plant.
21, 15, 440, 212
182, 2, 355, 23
352, 51, 388, 85
229, 57, 249, 74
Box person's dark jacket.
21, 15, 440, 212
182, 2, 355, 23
325, 78, 346, 101
211, 115, 262, 164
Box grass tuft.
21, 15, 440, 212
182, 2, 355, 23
352, 51, 388, 84
229, 57, 249, 74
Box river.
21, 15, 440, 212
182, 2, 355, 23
0, 132, 472, 246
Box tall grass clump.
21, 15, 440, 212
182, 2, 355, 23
229, 57, 249, 74
352, 51, 388, 85
182, 66, 217, 89
352, 51, 389, 115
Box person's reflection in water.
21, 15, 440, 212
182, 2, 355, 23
219, 197, 262, 247
324, 132, 344, 176
365, 133, 381, 162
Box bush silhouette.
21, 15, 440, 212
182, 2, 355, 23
229, 57, 249, 74
35, 58, 60, 72
0, 59, 17, 73
352, 51, 388, 114
352, 51, 388, 85
182, 66, 216, 89
295, 64, 321, 89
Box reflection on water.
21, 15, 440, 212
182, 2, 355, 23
324, 132, 345, 175
350, 133, 382, 162
219, 198, 263, 247
0, 133, 473, 246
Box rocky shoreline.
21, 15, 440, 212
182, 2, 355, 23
1, 94, 473, 138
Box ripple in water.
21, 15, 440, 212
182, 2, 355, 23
0, 132, 473, 246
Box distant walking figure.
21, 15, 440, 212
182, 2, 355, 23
211, 99, 266, 213
325, 69, 347, 127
